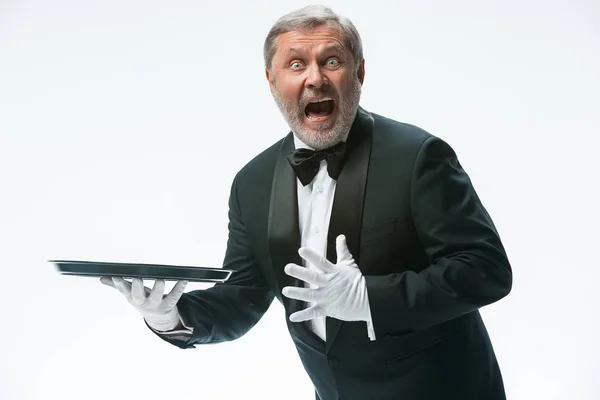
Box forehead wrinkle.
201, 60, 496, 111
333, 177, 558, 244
289, 43, 344, 53
276, 28, 346, 55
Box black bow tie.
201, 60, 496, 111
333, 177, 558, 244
287, 141, 348, 186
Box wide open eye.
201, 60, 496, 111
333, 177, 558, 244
291, 61, 304, 69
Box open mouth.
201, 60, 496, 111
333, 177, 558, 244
304, 98, 335, 120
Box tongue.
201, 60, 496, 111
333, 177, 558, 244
306, 100, 334, 118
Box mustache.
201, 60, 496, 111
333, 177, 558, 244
299, 86, 339, 107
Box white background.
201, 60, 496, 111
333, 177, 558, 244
1, 1, 599, 399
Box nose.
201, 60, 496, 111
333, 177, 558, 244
304, 64, 326, 89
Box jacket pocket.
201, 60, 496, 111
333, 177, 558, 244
384, 332, 456, 364
383, 314, 472, 365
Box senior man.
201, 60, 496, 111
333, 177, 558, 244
103, 5, 512, 400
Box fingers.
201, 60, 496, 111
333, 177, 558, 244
147, 279, 166, 304
102, 277, 185, 311
163, 280, 188, 308
100, 276, 115, 288
298, 248, 334, 272
284, 264, 328, 287
289, 305, 325, 322
130, 278, 146, 306
282, 286, 324, 303
111, 277, 132, 300
102, 277, 150, 293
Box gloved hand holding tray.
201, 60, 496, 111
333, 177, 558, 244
50, 260, 233, 283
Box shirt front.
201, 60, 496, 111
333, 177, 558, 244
294, 135, 338, 341
292, 134, 375, 342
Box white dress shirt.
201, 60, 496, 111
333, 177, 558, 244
293, 135, 338, 341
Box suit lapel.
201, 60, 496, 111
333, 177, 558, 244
268, 132, 301, 309
325, 107, 374, 352
268, 132, 325, 347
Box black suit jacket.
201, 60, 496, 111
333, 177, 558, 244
154, 107, 512, 400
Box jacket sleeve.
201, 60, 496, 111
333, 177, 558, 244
152, 174, 275, 349
364, 136, 512, 337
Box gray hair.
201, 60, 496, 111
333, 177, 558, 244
263, 5, 363, 73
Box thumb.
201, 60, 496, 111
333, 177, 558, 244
163, 280, 188, 308
336, 234, 353, 263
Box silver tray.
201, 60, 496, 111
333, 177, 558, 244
50, 260, 233, 283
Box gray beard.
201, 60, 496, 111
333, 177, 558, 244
272, 78, 362, 150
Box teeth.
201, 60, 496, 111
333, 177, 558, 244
309, 98, 333, 104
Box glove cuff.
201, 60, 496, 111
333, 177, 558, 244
143, 306, 181, 332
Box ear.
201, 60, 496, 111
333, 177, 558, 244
357, 59, 365, 85
266, 68, 275, 94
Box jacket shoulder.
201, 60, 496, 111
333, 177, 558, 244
371, 112, 438, 149
231, 136, 286, 195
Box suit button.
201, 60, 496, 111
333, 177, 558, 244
328, 357, 340, 367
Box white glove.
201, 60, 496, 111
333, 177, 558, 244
282, 235, 373, 325
100, 277, 188, 332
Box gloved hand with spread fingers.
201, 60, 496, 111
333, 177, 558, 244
282, 234, 374, 332
100, 277, 188, 332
